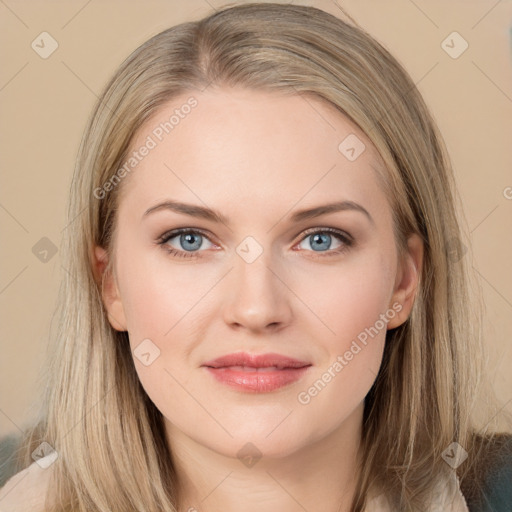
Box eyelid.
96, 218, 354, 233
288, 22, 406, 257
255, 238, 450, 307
156, 227, 219, 245
298, 226, 353, 243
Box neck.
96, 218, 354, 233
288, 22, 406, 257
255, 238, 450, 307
165, 402, 364, 512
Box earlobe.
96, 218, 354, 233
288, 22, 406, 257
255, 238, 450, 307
93, 245, 128, 332
386, 234, 424, 330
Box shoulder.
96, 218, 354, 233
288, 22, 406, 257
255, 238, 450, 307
459, 432, 512, 511
478, 434, 512, 511
365, 472, 469, 512
0, 455, 54, 512
431, 472, 470, 511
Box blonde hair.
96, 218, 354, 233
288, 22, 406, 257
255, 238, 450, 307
14, 2, 510, 511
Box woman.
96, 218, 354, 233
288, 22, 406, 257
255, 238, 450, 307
1, 3, 510, 511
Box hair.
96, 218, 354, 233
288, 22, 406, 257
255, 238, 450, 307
13, 2, 511, 511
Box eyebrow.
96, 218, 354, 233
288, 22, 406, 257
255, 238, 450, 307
143, 199, 374, 226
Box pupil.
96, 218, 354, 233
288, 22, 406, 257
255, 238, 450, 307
182, 233, 201, 251
312, 233, 330, 251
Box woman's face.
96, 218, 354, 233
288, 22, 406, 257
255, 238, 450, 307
95, 87, 422, 460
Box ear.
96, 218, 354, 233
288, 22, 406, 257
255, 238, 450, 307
93, 245, 127, 332
386, 233, 424, 329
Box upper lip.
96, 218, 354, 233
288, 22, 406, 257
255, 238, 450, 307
202, 352, 311, 369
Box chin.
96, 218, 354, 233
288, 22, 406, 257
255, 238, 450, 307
193, 414, 316, 462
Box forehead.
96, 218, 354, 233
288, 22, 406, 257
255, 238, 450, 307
117, 87, 389, 222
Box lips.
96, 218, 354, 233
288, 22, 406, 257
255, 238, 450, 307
202, 352, 312, 392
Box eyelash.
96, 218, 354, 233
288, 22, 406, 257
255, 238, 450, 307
156, 227, 354, 260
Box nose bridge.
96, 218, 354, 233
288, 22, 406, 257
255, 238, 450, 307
222, 235, 292, 330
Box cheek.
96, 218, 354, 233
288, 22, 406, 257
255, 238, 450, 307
292, 250, 393, 403
116, 244, 210, 341
294, 266, 391, 426
296, 252, 395, 346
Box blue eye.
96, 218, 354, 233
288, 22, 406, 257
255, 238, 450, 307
300, 231, 341, 252
157, 229, 214, 258
156, 227, 353, 259
295, 227, 353, 257
173, 232, 203, 251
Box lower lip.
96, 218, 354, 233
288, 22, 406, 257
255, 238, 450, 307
204, 366, 311, 392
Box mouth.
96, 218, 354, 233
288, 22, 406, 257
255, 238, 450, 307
201, 352, 312, 393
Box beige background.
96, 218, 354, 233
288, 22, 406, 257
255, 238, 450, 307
1, 0, 511, 439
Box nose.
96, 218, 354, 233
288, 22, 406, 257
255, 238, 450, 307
222, 247, 293, 333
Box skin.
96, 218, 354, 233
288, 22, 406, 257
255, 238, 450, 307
94, 87, 423, 512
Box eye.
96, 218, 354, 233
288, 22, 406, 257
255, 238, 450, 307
295, 227, 353, 257
157, 229, 216, 259
156, 227, 353, 259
